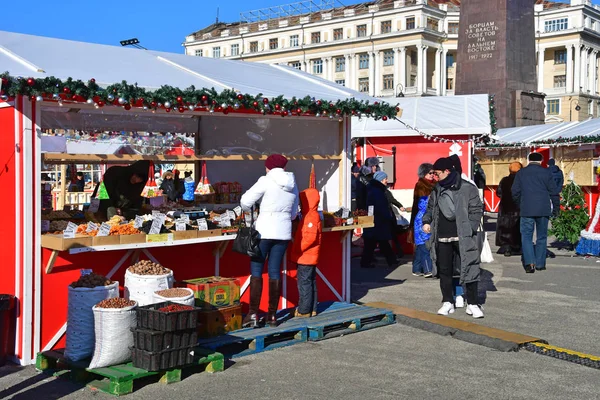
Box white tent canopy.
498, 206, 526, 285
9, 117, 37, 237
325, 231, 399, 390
496, 118, 600, 144
0, 30, 377, 103
352, 94, 491, 138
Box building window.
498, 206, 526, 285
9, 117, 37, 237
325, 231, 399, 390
357, 24, 367, 37
313, 59, 323, 74
195, 49, 203, 57
409, 75, 417, 86
554, 49, 566, 64
547, 99, 560, 115
333, 28, 343, 41
335, 57, 345, 72
358, 77, 369, 93
383, 50, 394, 66
249, 41, 258, 53
290, 35, 299, 47
269, 38, 278, 50
544, 18, 568, 32
212, 47, 221, 58
447, 78, 454, 90
406, 17, 415, 30
446, 53, 455, 67
359, 53, 369, 69
448, 22, 459, 34
230, 44, 239, 56
427, 18, 439, 31
410, 51, 417, 65
335, 79, 346, 86
383, 74, 394, 90
554, 75, 566, 88
289, 61, 302, 70
381, 20, 392, 34
311, 32, 321, 44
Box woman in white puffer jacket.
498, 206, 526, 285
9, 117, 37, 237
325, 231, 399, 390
240, 154, 299, 328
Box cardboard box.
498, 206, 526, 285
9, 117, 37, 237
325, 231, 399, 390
120, 233, 147, 244
357, 216, 375, 225
180, 276, 240, 310
41, 234, 93, 251
172, 230, 198, 241
197, 304, 242, 338
197, 229, 222, 238
146, 233, 174, 243
92, 235, 121, 246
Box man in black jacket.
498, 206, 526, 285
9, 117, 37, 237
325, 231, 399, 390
512, 152, 560, 273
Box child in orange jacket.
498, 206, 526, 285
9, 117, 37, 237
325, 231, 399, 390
290, 188, 322, 317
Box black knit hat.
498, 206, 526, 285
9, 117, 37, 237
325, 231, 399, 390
433, 157, 454, 171
528, 152, 543, 163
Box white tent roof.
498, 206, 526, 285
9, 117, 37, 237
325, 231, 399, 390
496, 118, 600, 144
351, 94, 491, 138
0, 30, 377, 103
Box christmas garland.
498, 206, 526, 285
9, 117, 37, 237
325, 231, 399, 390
0, 73, 399, 120
477, 135, 600, 150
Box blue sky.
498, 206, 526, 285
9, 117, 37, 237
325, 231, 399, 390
3, 0, 599, 54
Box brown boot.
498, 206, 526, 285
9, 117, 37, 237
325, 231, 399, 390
242, 276, 263, 328
294, 309, 311, 318
266, 279, 281, 327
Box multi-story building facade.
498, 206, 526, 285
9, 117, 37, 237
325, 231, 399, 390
183, 0, 600, 122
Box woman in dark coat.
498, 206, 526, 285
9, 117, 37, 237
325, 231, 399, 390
361, 171, 397, 268
160, 171, 178, 201
496, 162, 523, 256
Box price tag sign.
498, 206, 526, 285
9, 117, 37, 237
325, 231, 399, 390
152, 210, 160, 216
233, 206, 242, 217
66, 221, 78, 232
98, 223, 111, 237
134, 215, 144, 229
197, 219, 208, 231
346, 217, 354, 225
88, 199, 100, 213
149, 219, 162, 234
157, 213, 167, 225
63, 229, 75, 239
80, 269, 93, 276
227, 210, 236, 220
342, 208, 350, 219
368, 206, 374, 217
176, 220, 187, 231
86, 222, 98, 233
181, 214, 190, 224
220, 214, 232, 227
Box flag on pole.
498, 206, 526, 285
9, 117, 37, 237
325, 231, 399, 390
309, 162, 316, 189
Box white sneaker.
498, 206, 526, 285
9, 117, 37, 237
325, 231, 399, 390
455, 296, 465, 309
437, 302, 455, 316
466, 304, 484, 319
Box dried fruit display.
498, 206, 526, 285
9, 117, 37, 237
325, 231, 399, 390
49, 220, 69, 232
158, 304, 194, 313
128, 260, 170, 275
95, 298, 137, 308
155, 288, 192, 298
70, 273, 113, 288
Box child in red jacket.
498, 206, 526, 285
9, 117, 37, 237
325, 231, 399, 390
290, 188, 322, 317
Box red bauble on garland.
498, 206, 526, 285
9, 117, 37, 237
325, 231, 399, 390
262, 98, 269, 104
237, 94, 244, 100
27, 78, 35, 86
176, 96, 183, 104
63, 87, 70, 94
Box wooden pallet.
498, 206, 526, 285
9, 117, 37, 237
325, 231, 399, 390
197, 324, 307, 359
36, 347, 224, 396
276, 302, 396, 341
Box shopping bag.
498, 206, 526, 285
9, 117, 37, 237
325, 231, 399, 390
232, 207, 261, 258
477, 222, 494, 263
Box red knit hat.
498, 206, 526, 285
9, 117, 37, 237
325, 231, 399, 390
265, 154, 288, 170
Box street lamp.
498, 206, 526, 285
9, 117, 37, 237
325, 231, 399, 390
569, 98, 581, 121
396, 83, 405, 97
120, 38, 147, 50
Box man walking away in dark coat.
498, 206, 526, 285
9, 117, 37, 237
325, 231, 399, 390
351, 165, 366, 211
548, 159, 564, 192
512, 152, 560, 273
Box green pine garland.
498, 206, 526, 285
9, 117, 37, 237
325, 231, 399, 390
0, 72, 400, 120
549, 181, 589, 246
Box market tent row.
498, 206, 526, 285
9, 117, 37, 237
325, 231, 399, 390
476, 118, 600, 212
352, 94, 492, 207
0, 30, 389, 365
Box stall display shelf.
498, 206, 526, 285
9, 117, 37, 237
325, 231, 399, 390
43, 153, 342, 164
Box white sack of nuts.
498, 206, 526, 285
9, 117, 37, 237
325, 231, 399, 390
153, 288, 195, 306
64, 277, 119, 362
89, 298, 138, 369
124, 261, 174, 306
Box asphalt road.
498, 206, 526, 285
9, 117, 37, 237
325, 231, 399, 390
1, 221, 599, 399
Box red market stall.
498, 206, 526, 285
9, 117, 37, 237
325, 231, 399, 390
0, 31, 398, 365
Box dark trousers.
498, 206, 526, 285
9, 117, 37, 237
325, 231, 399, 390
361, 238, 396, 267
297, 265, 318, 314
437, 241, 479, 305
390, 220, 403, 256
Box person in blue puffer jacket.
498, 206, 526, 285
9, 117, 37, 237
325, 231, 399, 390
408, 163, 436, 277
182, 171, 195, 203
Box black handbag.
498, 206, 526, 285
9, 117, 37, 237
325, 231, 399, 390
232, 208, 262, 258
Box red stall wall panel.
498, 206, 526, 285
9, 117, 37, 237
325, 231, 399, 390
0, 105, 16, 295
360, 136, 471, 190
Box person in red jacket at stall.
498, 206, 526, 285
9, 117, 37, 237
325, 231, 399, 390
290, 188, 322, 318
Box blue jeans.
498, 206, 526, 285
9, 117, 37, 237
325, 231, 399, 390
453, 278, 464, 300
250, 239, 289, 279
412, 244, 432, 274
520, 216, 549, 270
